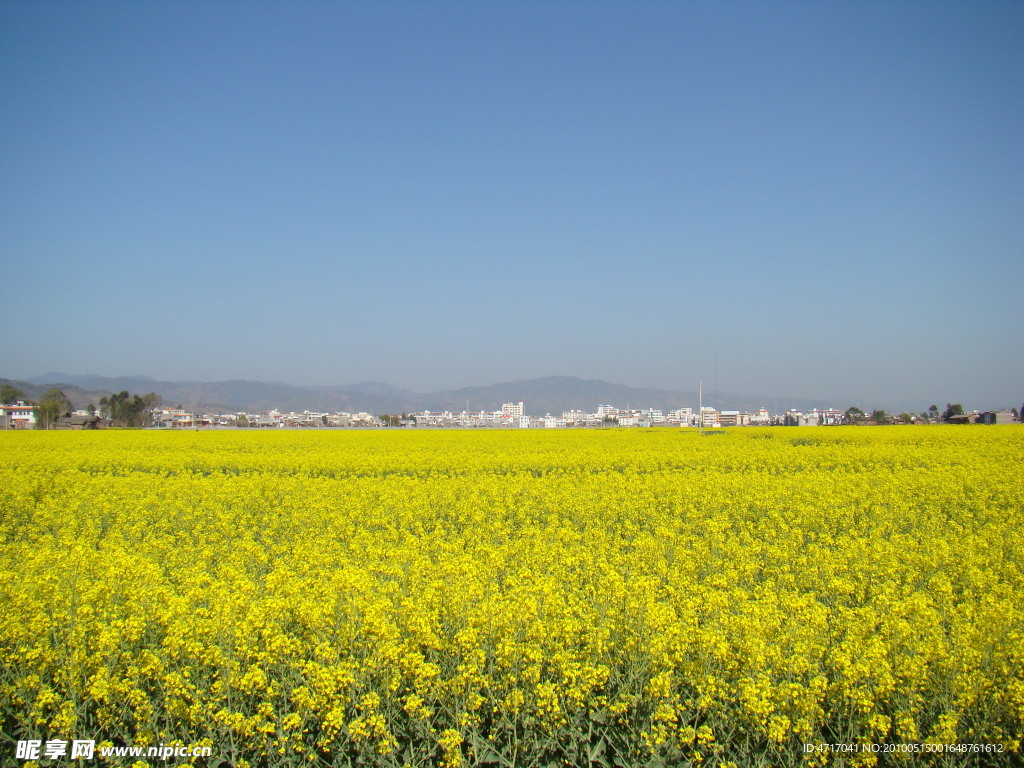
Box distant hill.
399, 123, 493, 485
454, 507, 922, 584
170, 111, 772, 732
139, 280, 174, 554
0, 379, 111, 411
23, 373, 162, 391
4, 374, 838, 415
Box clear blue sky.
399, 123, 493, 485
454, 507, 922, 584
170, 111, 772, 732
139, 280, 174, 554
2, 1, 1021, 409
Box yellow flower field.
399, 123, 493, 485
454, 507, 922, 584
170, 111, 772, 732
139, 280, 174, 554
1, 427, 1022, 767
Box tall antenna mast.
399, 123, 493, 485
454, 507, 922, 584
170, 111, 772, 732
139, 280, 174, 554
699, 380, 703, 435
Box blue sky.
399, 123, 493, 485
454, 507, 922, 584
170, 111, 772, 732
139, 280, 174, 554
1, 1, 1021, 408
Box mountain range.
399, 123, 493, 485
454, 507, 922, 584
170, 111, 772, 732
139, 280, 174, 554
3, 373, 842, 416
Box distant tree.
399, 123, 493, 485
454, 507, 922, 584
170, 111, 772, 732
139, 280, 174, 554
899, 412, 913, 424
928, 404, 939, 422
236, 414, 249, 428
140, 393, 162, 426
36, 389, 72, 429
1, 383, 24, 404
86, 402, 96, 416
871, 409, 890, 425
943, 403, 964, 422
104, 392, 127, 426
101, 390, 162, 427
844, 406, 865, 424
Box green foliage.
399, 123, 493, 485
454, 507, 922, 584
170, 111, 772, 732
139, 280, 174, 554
34, 389, 72, 429
0, 383, 24, 405
99, 390, 162, 427
790, 437, 820, 446
2, 428, 1022, 767
843, 406, 865, 424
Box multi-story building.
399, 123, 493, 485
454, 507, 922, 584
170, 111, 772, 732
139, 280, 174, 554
716, 411, 753, 426
0, 401, 36, 429
718, 410, 739, 426
811, 408, 844, 426
667, 407, 694, 426
749, 408, 772, 425
700, 407, 719, 427
791, 408, 844, 426
502, 401, 525, 420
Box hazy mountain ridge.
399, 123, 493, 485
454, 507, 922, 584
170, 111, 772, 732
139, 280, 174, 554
4, 374, 845, 415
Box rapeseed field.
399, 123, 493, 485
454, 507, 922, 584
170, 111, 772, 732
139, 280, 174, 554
1, 427, 1021, 767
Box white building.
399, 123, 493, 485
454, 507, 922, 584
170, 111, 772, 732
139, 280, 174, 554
811, 408, 844, 426
668, 407, 694, 426
718, 410, 750, 427
0, 401, 36, 429
502, 401, 525, 420
749, 408, 772, 425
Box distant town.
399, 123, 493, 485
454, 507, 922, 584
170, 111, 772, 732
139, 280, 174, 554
1, 386, 1019, 431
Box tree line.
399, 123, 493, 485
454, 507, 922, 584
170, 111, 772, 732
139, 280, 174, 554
98, 391, 163, 427
1, 384, 162, 428
841, 403, 1019, 425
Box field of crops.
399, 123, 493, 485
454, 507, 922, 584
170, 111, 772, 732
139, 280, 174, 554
1, 426, 1022, 767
